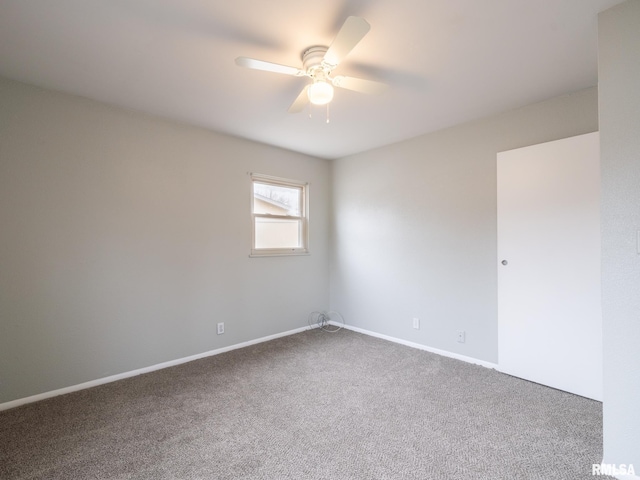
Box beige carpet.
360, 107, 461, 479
0, 329, 609, 479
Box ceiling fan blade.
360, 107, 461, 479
235, 57, 304, 76
288, 85, 310, 113
323, 16, 370, 68
332, 75, 388, 95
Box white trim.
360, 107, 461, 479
0, 325, 314, 412
335, 322, 498, 370
248, 172, 308, 188
249, 252, 310, 258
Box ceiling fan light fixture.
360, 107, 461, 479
307, 80, 334, 105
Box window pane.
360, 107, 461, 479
255, 217, 301, 249
253, 182, 301, 216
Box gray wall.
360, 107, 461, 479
330, 88, 598, 363
0, 77, 331, 404
599, 0, 640, 468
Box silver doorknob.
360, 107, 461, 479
501, 260, 508, 266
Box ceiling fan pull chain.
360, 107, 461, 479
326, 103, 330, 124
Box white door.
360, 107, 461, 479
497, 132, 602, 400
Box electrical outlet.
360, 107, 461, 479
457, 330, 465, 343
217, 322, 225, 335
412, 317, 420, 329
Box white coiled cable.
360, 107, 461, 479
308, 311, 345, 333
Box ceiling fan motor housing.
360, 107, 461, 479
302, 46, 331, 77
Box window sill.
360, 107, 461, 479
249, 250, 310, 258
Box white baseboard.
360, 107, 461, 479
0, 325, 314, 412
336, 322, 498, 370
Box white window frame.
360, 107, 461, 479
250, 173, 309, 257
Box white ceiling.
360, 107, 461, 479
0, 0, 623, 159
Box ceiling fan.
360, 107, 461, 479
235, 16, 387, 113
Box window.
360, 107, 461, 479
250, 173, 309, 256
